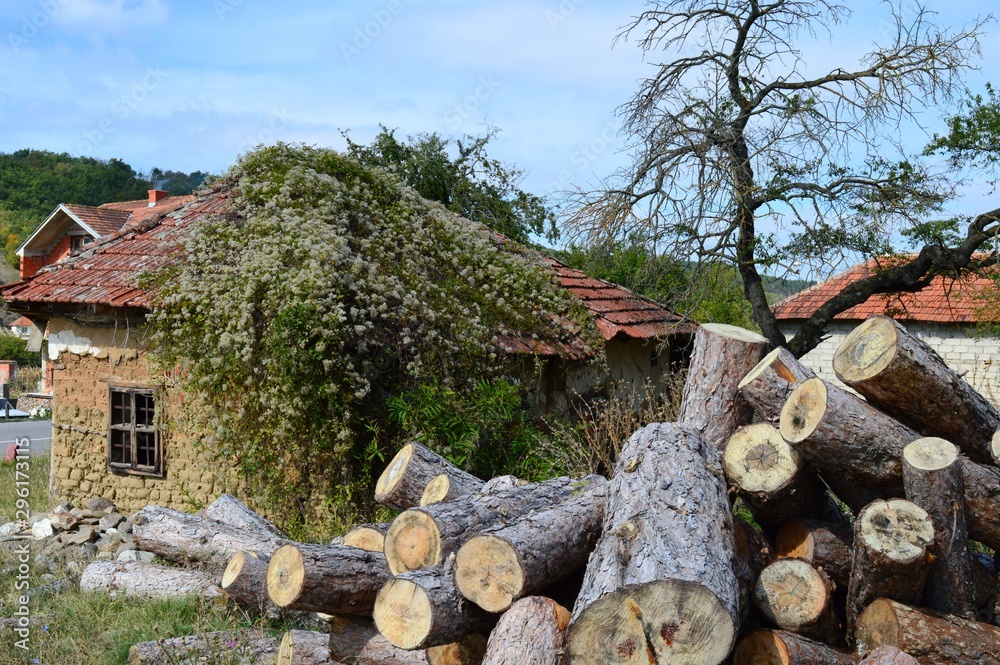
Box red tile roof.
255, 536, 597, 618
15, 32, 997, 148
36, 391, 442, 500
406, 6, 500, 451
56, 196, 196, 239
772, 256, 999, 323
8, 316, 31, 328
61, 205, 130, 237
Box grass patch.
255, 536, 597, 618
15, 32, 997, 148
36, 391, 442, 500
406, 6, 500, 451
0, 453, 50, 522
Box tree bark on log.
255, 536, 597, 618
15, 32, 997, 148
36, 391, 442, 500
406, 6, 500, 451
266, 543, 391, 615
753, 559, 841, 644
480, 596, 570, 665
421, 473, 486, 506
374, 563, 496, 650
856, 598, 1000, 665
384, 476, 602, 575
733, 630, 855, 665
955, 457, 1000, 552
426, 634, 489, 665
480, 475, 526, 494
678, 323, 771, 459
454, 475, 608, 612
376, 443, 481, 512
859, 645, 920, 665
779, 378, 918, 509
277, 630, 332, 665
723, 423, 829, 532
738, 346, 817, 425
328, 616, 428, 664
566, 423, 740, 665
733, 517, 774, 626
342, 523, 390, 552
775, 519, 854, 590
902, 437, 975, 617
127, 630, 280, 664
846, 500, 934, 636
833, 316, 1000, 466
80, 561, 221, 600
202, 493, 286, 537
131, 505, 286, 572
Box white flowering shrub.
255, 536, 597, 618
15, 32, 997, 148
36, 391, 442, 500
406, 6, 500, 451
149, 144, 597, 525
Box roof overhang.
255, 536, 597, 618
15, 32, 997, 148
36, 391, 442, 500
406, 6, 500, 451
16, 205, 101, 257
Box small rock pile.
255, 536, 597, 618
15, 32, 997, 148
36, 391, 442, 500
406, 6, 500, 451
0, 497, 154, 583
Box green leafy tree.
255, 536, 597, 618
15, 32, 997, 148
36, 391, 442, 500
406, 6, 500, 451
0, 335, 40, 367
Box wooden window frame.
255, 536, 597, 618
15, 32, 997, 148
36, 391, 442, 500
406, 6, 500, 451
107, 386, 163, 478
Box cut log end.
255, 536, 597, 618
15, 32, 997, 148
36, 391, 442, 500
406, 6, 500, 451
832, 316, 898, 383
374, 577, 435, 650
454, 535, 524, 613
779, 378, 828, 444
567, 579, 735, 665
426, 633, 488, 665
739, 347, 801, 390
421, 475, 453, 506
902, 437, 958, 472
376, 443, 416, 501
991, 429, 1000, 465
753, 559, 831, 631
775, 519, 814, 560
221, 550, 250, 590
385, 510, 441, 575
266, 544, 306, 609
723, 424, 801, 493
858, 500, 934, 565
733, 631, 792, 665
855, 598, 903, 653
342, 525, 387, 552
700, 322, 770, 344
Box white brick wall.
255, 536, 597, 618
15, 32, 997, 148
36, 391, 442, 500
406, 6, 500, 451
781, 321, 1000, 406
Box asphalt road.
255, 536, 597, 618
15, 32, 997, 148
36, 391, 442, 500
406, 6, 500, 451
0, 419, 52, 457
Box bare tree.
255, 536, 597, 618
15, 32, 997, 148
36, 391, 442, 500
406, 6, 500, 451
567, 0, 996, 356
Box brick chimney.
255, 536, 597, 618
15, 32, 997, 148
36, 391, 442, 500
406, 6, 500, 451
148, 189, 169, 207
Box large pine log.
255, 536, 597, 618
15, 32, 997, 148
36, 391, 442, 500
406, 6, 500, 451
130, 505, 286, 571
775, 518, 854, 590
277, 630, 331, 665
954, 456, 1000, 552
733, 630, 855, 665
753, 558, 841, 644
384, 476, 600, 575
902, 437, 975, 617
723, 423, 829, 531
779, 377, 918, 509
80, 561, 220, 600
859, 645, 920, 665
376, 443, 481, 511
327, 617, 428, 664
856, 598, 1000, 665
420, 473, 486, 507
566, 423, 739, 665
454, 475, 608, 612
846, 500, 934, 636
222, 550, 285, 617
833, 316, 1000, 465
426, 634, 489, 665
202, 493, 286, 537
266, 543, 391, 615
677, 323, 770, 457
127, 629, 280, 664
481, 596, 570, 665
374, 564, 496, 650
342, 523, 390, 552
738, 346, 817, 425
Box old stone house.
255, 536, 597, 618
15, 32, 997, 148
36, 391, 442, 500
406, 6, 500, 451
773, 256, 1000, 402
1, 188, 695, 513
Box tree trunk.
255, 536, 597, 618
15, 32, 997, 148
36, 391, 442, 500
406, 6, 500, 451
733, 630, 855, 665
222, 550, 290, 618
266, 543, 391, 615
723, 423, 829, 532
678, 323, 770, 459
328, 616, 428, 665
955, 457, 1000, 552
859, 645, 920, 665
738, 346, 816, 425
376, 443, 481, 511
753, 558, 841, 645
454, 475, 608, 612
566, 423, 739, 665
480, 596, 570, 665
426, 634, 489, 665
127, 629, 280, 664
833, 315, 1000, 466
201, 493, 286, 537
80, 561, 220, 600
421, 473, 486, 506
856, 598, 1000, 665
130, 505, 286, 572
902, 437, 975, 617
846, 499, 934, 636
775, 518, 854, 590
384, 476, 601, 575
374, 564, 496, 650
277, 630, 332, 665
342, 523, 390, 552
779, 378, 917, 509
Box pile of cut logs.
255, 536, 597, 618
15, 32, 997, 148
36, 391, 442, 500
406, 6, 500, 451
102, 315, 1000, 664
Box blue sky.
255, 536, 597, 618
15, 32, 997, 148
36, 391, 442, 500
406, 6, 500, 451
1, 0, 997, 237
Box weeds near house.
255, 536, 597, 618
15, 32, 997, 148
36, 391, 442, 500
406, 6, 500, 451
0, 453, 50, 520
9, 368, 41, 399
